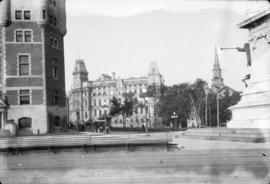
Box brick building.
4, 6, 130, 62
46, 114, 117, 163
0, 0, 67, 135
68, 60, 164, 128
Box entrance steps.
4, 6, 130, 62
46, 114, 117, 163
177, 128, 270, 143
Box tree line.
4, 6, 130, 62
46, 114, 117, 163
108, 78, 241, 128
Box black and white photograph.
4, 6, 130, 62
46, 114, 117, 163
0, 0, 270, 183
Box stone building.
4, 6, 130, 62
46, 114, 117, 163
0, 0, 67, 135
68, 60, 164, 128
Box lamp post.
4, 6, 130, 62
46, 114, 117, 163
171, 112, 178, 130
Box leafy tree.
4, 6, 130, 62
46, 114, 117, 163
188, 79, 208, 127
109, 96, 121, 116
157, 83, 191, 128
207, 89, 241, 127
109, 93, 138, 127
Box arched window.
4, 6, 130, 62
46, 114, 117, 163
18, 117, 32, 129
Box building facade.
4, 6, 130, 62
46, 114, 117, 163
0, 0, 67, 134
68, 60, 164, 128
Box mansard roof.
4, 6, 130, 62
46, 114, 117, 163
73, 59, 88, 74
148, 61, 160, 75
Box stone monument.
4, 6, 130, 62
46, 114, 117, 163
227, 5, 270, 128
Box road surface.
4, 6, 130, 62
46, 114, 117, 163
0, 137, 270, 184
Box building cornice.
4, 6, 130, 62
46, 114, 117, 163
238, 8, 270, 29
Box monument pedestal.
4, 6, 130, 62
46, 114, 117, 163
227, 8, 270, 129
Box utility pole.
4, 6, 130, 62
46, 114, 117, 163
204, 86, 210, 127
205, 95, 208, 127
216, 92, 220, 127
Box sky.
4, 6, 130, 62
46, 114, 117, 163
64, 0, 270, 92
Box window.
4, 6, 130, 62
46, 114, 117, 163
93, 99, 96, 106
85, 112, 88, 119
16, 30, 32, 43
53, 90, 59, 105
54, 37, 58, 47
16, 31, 23, 42
49, 15, 53, 25
54, 116, 60, 127
19, 55, 30, 76
18, 117, 32, 129
53, 1, 56, 7
15, 10, 22, 20
52, 59, 58, 79
24, 11, 31, 20
49, 35, 54, 46
53, 17, 57, 26
24, 31, 32, 42
20, 90, 30, 105
42, 10, 46, 19
50, 34, 58, 48
94, 109, 97, 116
99, 99, 101, 106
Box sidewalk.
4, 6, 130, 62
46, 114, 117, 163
172, 136, 270, 151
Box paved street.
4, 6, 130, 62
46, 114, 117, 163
0, 136, 270, 184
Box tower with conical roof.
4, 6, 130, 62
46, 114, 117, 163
211, 47, 224, 91
148, 61, 164, 86
72, 59, 88, 89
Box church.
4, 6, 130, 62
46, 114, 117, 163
211, 47, 237, 97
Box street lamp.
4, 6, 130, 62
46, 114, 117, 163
171, 112, 178, 130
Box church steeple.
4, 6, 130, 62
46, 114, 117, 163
211, 46, 224, 89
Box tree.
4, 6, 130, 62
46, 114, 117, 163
207, 89, 241, 127
156, 79, 209, 128
218, 90, 241, 125
157, 83, 191, 128
109, 93, 138, 127
109, 96, 121, 116
188, 79, 208, 127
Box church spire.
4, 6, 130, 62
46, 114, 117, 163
211, 46, 224, 89
214, 46, 221, 69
